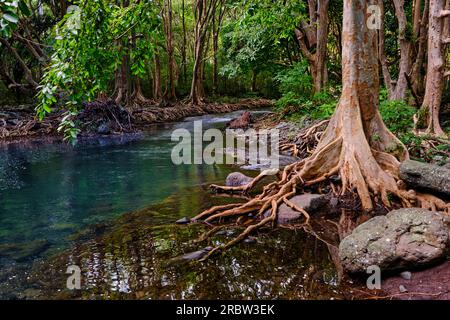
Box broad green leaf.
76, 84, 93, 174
3, 12, 19, 24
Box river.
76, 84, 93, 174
0, 110, 359, 299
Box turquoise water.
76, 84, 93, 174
0, 111, 261, 253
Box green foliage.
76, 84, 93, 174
379, 99, 416, 135
274, 60, 312, 99
0, 0, 30, 38
36, 0, 160, 142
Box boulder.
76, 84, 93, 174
399, 160, 450, 196
264, 193, 328, 224
225, 172, 253, 187
339, 208, 450, 273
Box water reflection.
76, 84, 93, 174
5, 189, 360, 300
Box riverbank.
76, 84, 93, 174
0, 99, 273, 144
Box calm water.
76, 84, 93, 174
0, 110, 360, 300
0, 111, 261, 251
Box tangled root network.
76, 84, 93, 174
192, 97, 449, 260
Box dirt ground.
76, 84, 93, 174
381, 260, 450, 300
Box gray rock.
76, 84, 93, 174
243, 237, 257, 244
170, 246, 213, 263
225, 172, 253, 187
399, 285, 408, 293
400, 160, 450, 196
339, 208, 450, 273
264, 193, 328, 224
400, 271, 412, 280
175, 217, 191, 225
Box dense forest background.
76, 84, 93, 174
0, 0, 449, 140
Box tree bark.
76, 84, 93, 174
294, 0, 330, 93
379, 0, 413, 101
190, 0, 219, 105
181, 0, 187, 82
162, 0, 177, 101
212, 0, 225, 95
411, 0, 430, 98
0, 38, 38, 88
417, 0, 449, 136
300, 0, 410, 211
153, 50, 162, 101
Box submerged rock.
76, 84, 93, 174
339, 208, 450, 273
399, 160, 450, 196
264, 193, 328, 224
225, 172, 253, 187
169, 246, 213, 263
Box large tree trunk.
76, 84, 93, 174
417, 0, 449, 137
300, 0, 409, 210
191, 33, 205, 105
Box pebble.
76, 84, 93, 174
243, 237, 257, 244
399, 285, 408, 293
400, 271, 412, 280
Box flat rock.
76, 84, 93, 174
339, 208, 450, 273
400, 160, 450, 196
264, 193, 328, 224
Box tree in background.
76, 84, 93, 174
416, 0, 449, 136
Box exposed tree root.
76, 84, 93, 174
192, 98, 449, 260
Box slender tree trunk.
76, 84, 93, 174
153, 50, 162, 101
0, 38, 38, 88
251, 70, 257, 92
390, 0, 412, 100
417, 0, 449, 136
190, 0, 219, 105
411, 0, 430, 98
162, 0, 177, 101
181, 0, 187, 83
295, 0, 330, 93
